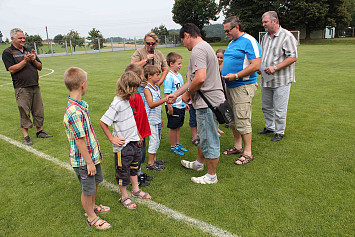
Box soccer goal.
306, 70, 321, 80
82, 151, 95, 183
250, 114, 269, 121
258, 30, 300, 46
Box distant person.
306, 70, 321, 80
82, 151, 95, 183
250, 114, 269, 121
63, 67, 111, 230
131, 32, 169, 89
167, 23, 224, 184
258, 11, 298, 141
216, 48, 225, 73
143, 65, 167, 171
164, 52, 189, 156
124, 64, 152, 187
100, 71, 151, 210
2, 28, 52, 145
222, 16, 261, 166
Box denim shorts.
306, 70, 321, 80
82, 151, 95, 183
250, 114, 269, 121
196, 108, 220, 158
73, 163, 103, 195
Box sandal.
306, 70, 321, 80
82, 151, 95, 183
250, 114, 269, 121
84, 204, 110, 216
132, 189, 151, 199
146, 163, 164, 171
234, 154, 254, 165
119, 197, 136, 209
86, 217, 111, 230
222, 147, 243, 155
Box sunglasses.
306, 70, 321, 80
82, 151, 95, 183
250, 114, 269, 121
145, 42, 156, 46
224, 26, 235, 34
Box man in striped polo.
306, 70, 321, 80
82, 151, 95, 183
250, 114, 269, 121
258, 11, 298, 142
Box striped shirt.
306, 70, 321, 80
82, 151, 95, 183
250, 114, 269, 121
100, 96, 140, 152
144, 83, 162, 125
63, 97, 102, 167
164, 70, 185, 109
261, 27, 298, 88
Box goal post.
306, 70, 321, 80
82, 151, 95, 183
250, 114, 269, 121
258, 30, 300, 46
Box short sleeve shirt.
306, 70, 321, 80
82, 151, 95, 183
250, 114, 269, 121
143, 83, 162, 125
63, 97, 102, 167
164, 70, 185, 109
222, 33, 261, 88
100, 96, 140, 152
188, 41, 225, 109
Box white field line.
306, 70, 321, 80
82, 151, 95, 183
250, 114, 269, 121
0, 134, 238, 237
0, 68, 54, 87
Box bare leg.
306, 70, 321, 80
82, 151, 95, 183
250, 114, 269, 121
147, 153, 156, 165
176, 127, 181, 144
241, 132, 253, 156
81, 193, 96, 221
233, 129, 243, 150
21, 128, 29, 137
205, 157, 220, 175
190, 126, 197, 141
168, 128, 177, 146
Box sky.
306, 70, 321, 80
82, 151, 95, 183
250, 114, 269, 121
0, 0, 224, 40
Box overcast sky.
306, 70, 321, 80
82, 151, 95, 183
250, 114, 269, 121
0, 0, 224, 40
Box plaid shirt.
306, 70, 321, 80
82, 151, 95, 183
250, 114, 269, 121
63, 97, 102, 167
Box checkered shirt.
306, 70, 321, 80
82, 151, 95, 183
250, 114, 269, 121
63, 97, 102, 167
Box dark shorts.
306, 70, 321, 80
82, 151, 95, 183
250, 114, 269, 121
165, 105, 185, 129
73, 163, 103, 196
114, 141, 140, 186
189, 104, 197, 127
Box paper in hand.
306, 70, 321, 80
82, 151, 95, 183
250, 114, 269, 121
260, 63, 274, 83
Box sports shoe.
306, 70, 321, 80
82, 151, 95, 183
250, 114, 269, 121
143, 173, 153, 181
191, 174, 218, 184
258, 127, 274, 134
181, 160, 204, 171
24, 136, 33, 146
171, 147, 184, 155
177, 144, 188, 152
138, 175, 150, 187
271, 133, 284, 142
36, 130, 53, 138
155, 159, 167, 165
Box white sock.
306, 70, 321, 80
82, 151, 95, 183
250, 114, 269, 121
206, 173, 216, 179
194, 160, 203, 166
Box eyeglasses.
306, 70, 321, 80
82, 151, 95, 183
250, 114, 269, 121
145, 42, 156, 46
224, 26, 235, 34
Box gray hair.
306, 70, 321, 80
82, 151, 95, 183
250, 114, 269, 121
262, 11, 279, 24
144, 32, 159, 44
223, 16, 244, 32
10, 28, 23, 39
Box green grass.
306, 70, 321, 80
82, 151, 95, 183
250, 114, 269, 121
0, 39, 354, 236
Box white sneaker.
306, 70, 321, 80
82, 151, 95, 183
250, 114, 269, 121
181, 160, 204, 171
191, 174, 218, 184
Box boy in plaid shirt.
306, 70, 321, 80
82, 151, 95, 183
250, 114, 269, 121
63, 67, 111, 230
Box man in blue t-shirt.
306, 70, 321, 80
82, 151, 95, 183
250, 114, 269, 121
222, 16, 261, 166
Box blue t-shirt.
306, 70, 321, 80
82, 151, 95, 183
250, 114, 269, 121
222, 33, 261, 88
163, 70, 185, 109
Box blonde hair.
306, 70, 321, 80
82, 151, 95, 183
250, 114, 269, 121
144, 32, 159, 44
166, 52, 182, 66
64, 67, 87, 91
125, 63, 144, 79
116, 71, 141, 100
144, 65, 160, 80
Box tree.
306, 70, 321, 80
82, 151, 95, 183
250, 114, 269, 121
53, 34, 64, 45
24, 33, 43, 49
64, 30, 84, 52
325, 0, 352, 37
151, 25, 169, 43
0, 30, 3, 43
87, 28, 104, 50
172, 0, 220, 38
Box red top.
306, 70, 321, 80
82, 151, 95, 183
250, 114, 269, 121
129, 93, 151, 139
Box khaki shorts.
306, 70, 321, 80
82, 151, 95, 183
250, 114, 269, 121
14, 86, 44, 129
226, 83, 258, 135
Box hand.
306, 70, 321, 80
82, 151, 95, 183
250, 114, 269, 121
224, 73, 237, 81
185, 104, 190, 111
24, 52, 32, 63
167, 106, 173, 115
147, 53, 154, 60
30, 50, 37, 61
110, 136, 126, 146
264, 66, 276, 75
166, 94, 177, 104
182, 92, 190, 103
87, 163, 97, 176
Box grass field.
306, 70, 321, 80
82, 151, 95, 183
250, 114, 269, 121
0, 39, 354, 236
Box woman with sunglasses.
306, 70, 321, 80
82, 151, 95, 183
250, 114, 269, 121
131, 32, 169, 87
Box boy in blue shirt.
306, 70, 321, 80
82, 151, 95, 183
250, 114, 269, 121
164, 52, 189, 155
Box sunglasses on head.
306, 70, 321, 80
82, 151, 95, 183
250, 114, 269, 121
145, 42, 156, 46
224, 26, 235, 34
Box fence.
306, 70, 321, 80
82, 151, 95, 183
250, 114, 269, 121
22, 35, 182, 57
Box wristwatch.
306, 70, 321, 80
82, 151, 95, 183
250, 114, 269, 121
274, 65, 278, 71
187, 87, 192, 94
